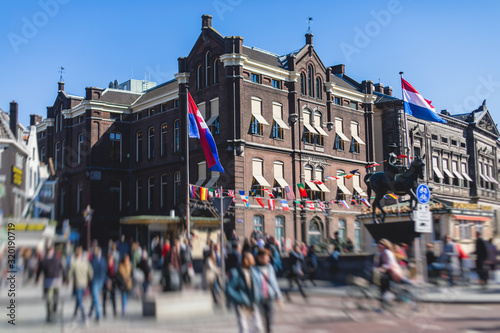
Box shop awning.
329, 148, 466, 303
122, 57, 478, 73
303, 123, 318, 134
443, 168, 454, 178
462, 172, 473, 182
274, 177, 289, 188
304, 181, 320, 191
315, 182, 331, 192
204, 175, 220, 188
273, 117, 290, 130
453, 215, 491, 222
195, 178, 206, 187
206, 115, 219, 126
120, 215, 227, 227
433, 167, 444, 179
352, 134, 366, 145
452, 170, 464, 180
314, 125, 329, 137
253, 175, 271, 187
336, 131, 350, 142
252, 113, 269, 126
353, 186, 367, 196
337, 184, 352, 195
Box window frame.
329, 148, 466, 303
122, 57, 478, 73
148, 127, 155, 159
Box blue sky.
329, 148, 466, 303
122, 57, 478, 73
1, 0, 500, 129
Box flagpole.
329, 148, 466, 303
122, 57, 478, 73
219, 185, 225, 291
186, 89, 190, 239
399, 72, 411, 167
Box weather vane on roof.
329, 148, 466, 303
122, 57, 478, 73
307, 17, 313, 33
59, 66, 65, 82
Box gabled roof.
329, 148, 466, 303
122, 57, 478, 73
132, 79, 177, 106
101, 89, 142, 105
0, 111, 14, 140
374, 92, 399, 103
242, 46, 283, 68
451, 100, 500, 137
331, 74, 362, 92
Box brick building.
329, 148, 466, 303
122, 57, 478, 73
36, 15, 375, 250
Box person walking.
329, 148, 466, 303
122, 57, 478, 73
474, 231, 489, 287
255, 248, 282, 333
486, 238, 497, 282
205, 249, 222, 305
441, 235, 460, 287
180, 239, 193, 283
116, 254, 132, 317
89, 246, 107, 322
35, 243, 66, 323
102, 253, 117, 318
137, 250, 152, 296
68, 246, 93, 324
287, 245, 307, 300
226, 251, 264, 333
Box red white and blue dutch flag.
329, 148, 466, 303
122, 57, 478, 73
188, 92, 225, 172
402, 78, 446, 123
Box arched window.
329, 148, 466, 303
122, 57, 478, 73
161, 174, 168, 208
148, 127, 155, 159
275, 216, 285, 243
61, 140, 65, 169
55, 142, 60, 171
205, 51, 211, 87
78, 133, 84, 165
197, 65, 202, 90
213, 58, 219, 84
338, 219, 346, 242
254, 215, 264, 233
174, 120, 180, 152
136, 131, 143, 162
148, 177, 154, 210
302, 110, 315, 144
315, 166, 326, 201
136, 179, 143, 211
161, 123, 167, 156
308, 65, 314, 97
300, 73, 306, 95
309, 218, 323, 246
316, 77, 322, 99
174, 172, 181, 205
76, 181, 83, 213
354, 220, 361, 252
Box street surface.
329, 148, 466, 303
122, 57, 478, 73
1, 281, 499, 333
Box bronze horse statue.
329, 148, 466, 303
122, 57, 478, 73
364, 155, 426, 223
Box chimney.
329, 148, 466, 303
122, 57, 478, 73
224, 36, 244, 54
58, 81, 65, 91
383, 86, 393, 96
440, 109, 450, 116
85, 87, 103, 100
30, 114, 42, 126
362, 80, 374, 94
330, 64, 345, 75
9, 101, 18, 139
202, 14, 212, 29
305, 33, 313, 45
374, 83, 384, 93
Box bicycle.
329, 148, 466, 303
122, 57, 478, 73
341, 273, 420, 322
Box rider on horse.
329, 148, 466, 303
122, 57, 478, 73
385, 143, 407, 185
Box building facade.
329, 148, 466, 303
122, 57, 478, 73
373, 89, 500, 252
35, 15, 375, 249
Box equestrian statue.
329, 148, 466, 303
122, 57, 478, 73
364, 143, 426, 223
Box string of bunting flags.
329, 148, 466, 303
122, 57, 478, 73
188, 183, 399, 212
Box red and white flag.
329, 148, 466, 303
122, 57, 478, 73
319, 201, 325, 212
268, 199, 275, 211
264, 189, 275, 198
306, 201, 315, 210
228, 190, 236, 203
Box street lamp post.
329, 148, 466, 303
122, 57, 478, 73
83, 205, 94, 251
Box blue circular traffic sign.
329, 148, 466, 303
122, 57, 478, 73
416, 184, 430, 204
